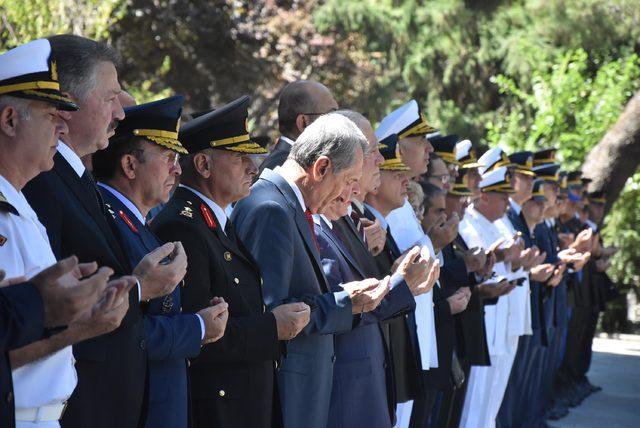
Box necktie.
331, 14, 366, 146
305, 209, 320, 251
349, 209, 367, 244
81, 170, 106, 214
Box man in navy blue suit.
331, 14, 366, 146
91, 95, 229, 427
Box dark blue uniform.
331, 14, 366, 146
99, 186, 202, 428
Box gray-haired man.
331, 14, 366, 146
232, 113, 390, 428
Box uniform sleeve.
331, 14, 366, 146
143, 313, 203, 361
154, 219, 280, 364
0, 282, 44, 351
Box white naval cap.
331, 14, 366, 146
375, 99, 436, 141
0, 39, 78, 111
477, 147, 512, 175
455, 139, 483, 168
479, 166, 514, 193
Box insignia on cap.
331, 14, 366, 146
0, 234, 6, 246
51, 60, 58, 81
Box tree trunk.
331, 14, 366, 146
581, 90, 640, 215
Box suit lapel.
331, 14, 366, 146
260, 170, 330, 292
54, 154, 130, 267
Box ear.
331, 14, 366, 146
194, 152, 212, 179
120, 154, 138, 180
0, 106, 20, 138
311, 156, 331, 181
295, 114, 307, 134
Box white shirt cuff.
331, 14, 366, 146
195, 314, 205, 340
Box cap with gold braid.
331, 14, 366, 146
479, 166, 514, 193
478, 147, 513, 175
530, 179, 548, 202
378, 134, 410, 171
587, 191, 606, 205
532, 148, 557, 166
375, 99, 437, 142
455, 139, 483, 169
532, 163, 561, 183
112, 95, 187, 154
449, 168, 474, 196
508, 151, 536, 176
180, 95, 267, 155
429, 134, 460, 165
0, 39, 78, 111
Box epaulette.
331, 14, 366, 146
0, 191, 18, 216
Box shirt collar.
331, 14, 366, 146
0, 174, 35, 218
352, 199, 365, 215
509, 198, 522, 215
364, 203, 388, 229
273, 165, 306, 212
280, 136, 295, 146
179, 184, 228, 233
57, 140, 85, 177
97, 183, 146, 225
313, 214, 333, 229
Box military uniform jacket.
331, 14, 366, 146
151, 186, 280, 428
99, 186, 202, 428
23, 151, 147, 428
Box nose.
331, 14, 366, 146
55, 113, 69, 137
113, 96, 125, 121
171, 160, 182, 176
425, 139, 434, 154
352, 181, 361, 197
375, 150, 384, 166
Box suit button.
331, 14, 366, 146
331, 355, 336, 363
383, 362, 388, 369
218, 390, 226, 397
6, 391, 13, 403
234, 277, 240, 285
224, 252, 232, 261
139, 339, 146, 350
187, 360, 191, 367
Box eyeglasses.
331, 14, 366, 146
130, 148, 180, 167
430, 173, 451, 184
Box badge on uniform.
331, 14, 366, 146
0, 234, 6, 246
180, 206, 194, 219
161, 295, 174, 313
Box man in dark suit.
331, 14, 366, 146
233, 112, 389, 428
23, 35, 188, 428
153, 95, 310, 428
258, 80, 338, 174
92, 96, 230, 427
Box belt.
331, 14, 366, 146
15, 402, 67, 422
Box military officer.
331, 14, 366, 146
91, 95, 230, 427
151, 95, 310, 428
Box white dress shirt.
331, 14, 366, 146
0, 174, 76, 427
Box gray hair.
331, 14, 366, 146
289, 112, 367, 174
48, 34, 120, 101
0, 95, 31, 120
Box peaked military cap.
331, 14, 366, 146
508, 151, 535, 176
566, 171, 584, 188
478, 147, 512, 175
533, 148, 557, 166
113, 95, 187, 154
449, 168, 474, 196
479, 166, 514, 193
455, 139, 483, 169
180, 95, 267, 154
530, 179, 547, 202
532, 163, 561, 183
587, 191, 606, 204
0, 39, 78, 111
557, 171, 569, 196
378, 133, 410, 171
375, 99, 437, 141
429, 134, 459, 165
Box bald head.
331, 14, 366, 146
278, 80, 338, 139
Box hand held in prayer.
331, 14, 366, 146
271, 302, 311, 340
135, 241, 188, 301
199, 297, 229, 345
30, 256, 113, 328
362, 218, 386, 256
344, 277, 390, 314
463, 247, 487, 273
448, 287, 471, 314
530, 263, 555, 282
